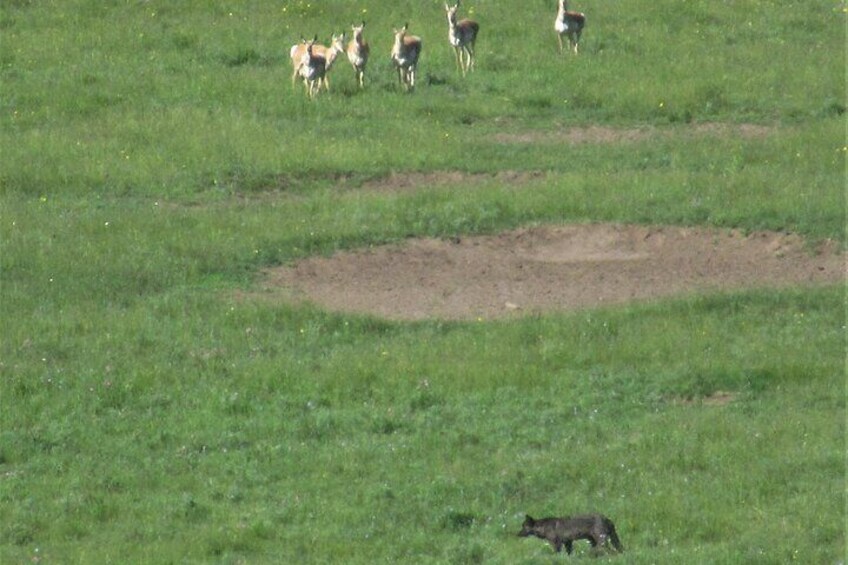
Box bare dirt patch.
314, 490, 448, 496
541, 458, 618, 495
260, 224, 845, 321
350, 124, 774, 194
492, 123, 775, 145
358, 170, 545, 194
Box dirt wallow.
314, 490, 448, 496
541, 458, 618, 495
260, 223, 845, 321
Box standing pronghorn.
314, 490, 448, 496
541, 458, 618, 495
317, 32, 345, 92
289, 33, 344, 92
346, 22, 370, 89
554, 0, 586, 54
290, 37, 312, 87
445, 1, 479, 75
391, 24, 422, 91
295, 37, 326, 99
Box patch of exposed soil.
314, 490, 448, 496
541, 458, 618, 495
672, 391, 738, 407
260, 224, 845, 321
492, 123, 775, 145
330, 124, 776, 195
358, 170, 545, 193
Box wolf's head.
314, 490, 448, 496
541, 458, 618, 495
517, 515, 537, 537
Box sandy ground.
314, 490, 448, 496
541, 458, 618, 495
261, 223, 845, 321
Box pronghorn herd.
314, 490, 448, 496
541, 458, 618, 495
290, 0, 585, 98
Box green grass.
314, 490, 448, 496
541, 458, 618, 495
1, 0, 845, 562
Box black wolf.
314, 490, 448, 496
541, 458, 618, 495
518, 513, 624, 554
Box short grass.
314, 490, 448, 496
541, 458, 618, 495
1, 0, 845, 563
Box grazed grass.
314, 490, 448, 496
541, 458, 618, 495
0, 0, 845, 562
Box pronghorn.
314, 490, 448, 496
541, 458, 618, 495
289, 33, 344, 91
317, 32, 345, 92
295, 37, 326, 99
554, 0, 586, 54
346, 22, 370, 89
290, 38, 311, 87
445, 1, 479, 75
391, 23, 422, 91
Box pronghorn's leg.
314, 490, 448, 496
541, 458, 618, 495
464, 43, 474, 72
453, 45, 463, 74
557, 32, 564, 54
292, 65, 301, 87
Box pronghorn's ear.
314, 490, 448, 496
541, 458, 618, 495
361, 20, 366, 27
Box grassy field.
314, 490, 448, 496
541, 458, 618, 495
1, 0, 846, 563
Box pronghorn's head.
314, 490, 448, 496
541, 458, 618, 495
351, 21, 365, 40
300, 35, 317, 60
392, 23, 409, 51
329, 32, 345, 52
445, 3, 460, 25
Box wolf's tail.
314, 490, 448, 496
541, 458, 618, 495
606, 519, 624, 552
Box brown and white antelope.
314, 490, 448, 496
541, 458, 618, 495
289, 33, 344, 92
445, 1, 479, 75
346, 22, 370, 89
295, 37, 326, 99
391, 24, 422, 91
290, 38, 311, 87
554, 0, 586, 54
